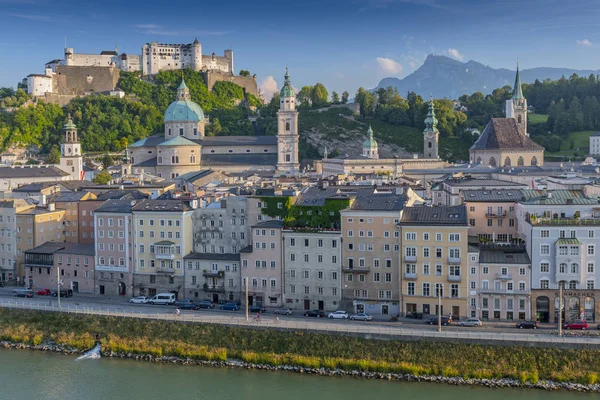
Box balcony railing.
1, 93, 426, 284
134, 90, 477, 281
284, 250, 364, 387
477, 288, 529, 295
485, 211, 507, 218
404, 255, 417, 262
404, 272, 417, 280
496, 273, 512, 280
448, 256, 461, 263
155, 253, 175, 260
203, 270, 224, 278
342, 266, 371, 273
529, 217, 600, 226
447, 275, 462, 282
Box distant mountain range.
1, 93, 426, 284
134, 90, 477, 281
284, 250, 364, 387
375, 55, 600, 99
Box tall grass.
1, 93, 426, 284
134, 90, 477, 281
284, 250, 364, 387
1, 309, 599, 384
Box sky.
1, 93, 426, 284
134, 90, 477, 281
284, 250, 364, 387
1, 0, 599, 99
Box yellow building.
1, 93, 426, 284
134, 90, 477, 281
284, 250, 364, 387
399, 205, 469, 320
16, 205, 65, 287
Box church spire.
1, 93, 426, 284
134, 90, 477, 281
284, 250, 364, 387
423, 98, 438, 133
177, 76, 191, 101
512, 63, 524, 100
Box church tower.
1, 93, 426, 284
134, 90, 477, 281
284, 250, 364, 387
423, 99, 439, 159
362, 125, 379, 159
277, 68, 300, 175
505, 64, 528, 136
58, 114, 84, 180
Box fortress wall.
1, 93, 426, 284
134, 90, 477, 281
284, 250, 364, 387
54, 66, 120, 96
205, 72, 259, 98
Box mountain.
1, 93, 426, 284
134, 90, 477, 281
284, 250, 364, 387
375, 55, 600, 99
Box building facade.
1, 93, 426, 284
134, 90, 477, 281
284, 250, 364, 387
0, 199, 33, 283
183, 253, 241, 303
463, 189, 520, 243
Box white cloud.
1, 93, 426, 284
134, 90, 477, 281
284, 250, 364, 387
134, 24, 159, 29
376, 57, 403, 75
447, 48, 464, 61
577, 39, 592, 47
259, 76, 278, 102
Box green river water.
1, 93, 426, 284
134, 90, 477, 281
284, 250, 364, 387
0, 347, 595, 400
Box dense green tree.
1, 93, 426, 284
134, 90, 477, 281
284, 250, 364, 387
297, 86, 313, 108
341, 91, 349, 104
205, 118, 223, 136
101, 153, 114, 169
93, 170, 112, 185
354, 87, 377, 117
46, 145, 61, 164
239, 70, 251, 77
311, 83, 329, 107
331, 91, 340, 104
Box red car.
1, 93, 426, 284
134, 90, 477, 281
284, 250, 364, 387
563, 321, 588, 330
36, 288, 52, 296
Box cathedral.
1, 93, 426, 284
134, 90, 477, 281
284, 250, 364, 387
128, 69, 299, 177
469, 66, 544, 167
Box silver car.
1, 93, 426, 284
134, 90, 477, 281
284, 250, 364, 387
274, 307, 293, 315
350, 313, 372, 321
129, 296, 149, 304
460, 318, 483, 327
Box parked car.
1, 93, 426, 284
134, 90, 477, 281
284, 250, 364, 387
304, 310, 326, 318
249, 305, 267, 313
52, 289, 73, 298
563, 320, 588, 330
174, 300, 200, 310
197, 300, 214, 309
149, 293, 176, 305
459, 318, 483, 327
350, 313, 372, 321
220, 302, 240, 311
425, 316, 450, 326
274, 308, 293, 315
328, 310, 349, 319
129, 296, 149, 304
36, 288, 52, 296
13, 288, 33, 298
516, 320, 539, 329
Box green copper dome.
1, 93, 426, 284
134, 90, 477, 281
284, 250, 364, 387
279, 67, 295, 98
64, 114, 77, 130
423, 99, 439, 133
363, 125, 378, 149
164, 78, 205, 122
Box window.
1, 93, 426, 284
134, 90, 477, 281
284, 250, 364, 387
435, 264, 442, 275
588, 263, 595, 273
541, 230, 550, 238
448, 233, 460, 242
422, 264, 430, 275
449, 265, 460, 276
540, 279, 549, 289
519, 281, 526, 291
407, 282, 415, 296
304, 254, 309, 262
588, 245, 595, 256
540, 244, 550, 255
373, 272, 380, 282
290, 238, 296, 246
423, 247, 430, 257
587, 280, 595, 290
405, 232, 416, 241
422, 283, 430, 297
540, 263, 549, 273
435, 233, 442, 241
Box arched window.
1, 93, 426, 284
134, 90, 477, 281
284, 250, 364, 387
99, 257, 105, 265
428, 142, 432, 148
168, 128, 171, 136
189, 155, 196, 163
119, 257, 125, 266
517, 156, 524, 166
504, 157, 511, 166
531, 156, 538, 166
130, 157, 134, 164
489, 157, 496, 167
476, 157, 482, 164
158, 156, 162, 164
559, 263, 567, 273
171, 156, 179, 164
109, 257, 115, 265
571, 263, 579, 274
285, 122, 290, 131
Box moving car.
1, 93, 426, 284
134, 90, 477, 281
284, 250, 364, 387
425, 316, 450, 326
13, 288, 33, 298
274, 308, 293, 315
220, 302, 240, 311
459, 318, 483, 327
174, 300, 200, 310
304, 310, 326, 318
516, 320, 539, 329
36, 288, 52, 296
52, 289, 73, 298
328, 310, 349, 319
563, 320, 588, 330
350, 313, 372, 321
249, 305, 267, 313
197, 300, 214, 309
129, 296, 149, 304
149, 293, 176, 305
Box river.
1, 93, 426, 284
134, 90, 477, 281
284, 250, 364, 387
0, 348, 595, 400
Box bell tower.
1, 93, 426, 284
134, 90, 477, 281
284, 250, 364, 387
59, 114, 84, 180
276, 68, 300, 175
506, 63, 528, 136
423, 99, 439, 159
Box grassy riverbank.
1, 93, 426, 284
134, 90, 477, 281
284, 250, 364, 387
1, 309, 599, 385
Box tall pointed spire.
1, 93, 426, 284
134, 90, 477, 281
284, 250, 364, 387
512, 62, 524, 100
177, 75, 191, 101
280, 67, 295, 98
423, 98, 438, 133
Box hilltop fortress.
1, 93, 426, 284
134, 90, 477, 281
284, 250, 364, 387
26, 39, 258, 106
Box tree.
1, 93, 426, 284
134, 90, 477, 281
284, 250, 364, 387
331, 91, 340, 104
46, 145, 61, 164
239, 70, 251, 77
341, 91, 349, 104
101, 153, 113, 169
205, 118, 223, 136
354, 87, 377, 117
311, 83, 329, 107
93, 170, 112, 185
297, 86, 313, 107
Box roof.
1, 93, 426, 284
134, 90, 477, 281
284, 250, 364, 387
280, 67, 295, 98
479, 247, 530, 264
202, 153, 277, 167
132, 199, 191, 212
24, 242, 66, 255
158, 136, 199, 147
49, 191, 90, 202
400, 205, 468, 226
470, 118, 543, 151
184, 252, 240, 261
512, 66, 524, 100
100, 50, 118, 55
154, 240, 175, 246
590, 132, 600, 137
198, 136, 277, 146
133, 157, 157, 167
94, 199, 135, 213
164, 99, 204, 122
11, 182, 60, 193
519, 190, 600, 205
55, 243, 95, 256
0, 166, 69, 179
129, 136, 165, 148
444, 178, 526, 188
18, 207, 64, 215
462, 189, 523, 202
252, 220, 284, 228
95, 189, 147, 201
350, 193, 407, 211
0, 199, 34, 209
556, 238, 583, 245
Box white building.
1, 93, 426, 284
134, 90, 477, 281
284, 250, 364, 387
57, 115, 84, 181
589, 132, 600, 156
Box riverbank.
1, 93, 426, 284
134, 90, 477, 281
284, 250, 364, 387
1, 309, 599, 391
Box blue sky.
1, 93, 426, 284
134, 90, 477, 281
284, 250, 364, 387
1, 0, 599, 98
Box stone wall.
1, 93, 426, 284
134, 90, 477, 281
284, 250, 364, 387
53, 65, 120, 96
204, 72, 258, 98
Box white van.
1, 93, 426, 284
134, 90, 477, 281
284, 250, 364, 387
149, 293, 176, 305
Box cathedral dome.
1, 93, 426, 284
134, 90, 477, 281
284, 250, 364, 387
164, 79, 205, 122
363, 125, 378, 149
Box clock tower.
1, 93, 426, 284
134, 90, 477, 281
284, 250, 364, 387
423, 99, 439, 159
276, 67, 300, 175
58, 114, 84, 180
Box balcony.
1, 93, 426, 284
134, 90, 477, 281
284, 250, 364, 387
447, 274, 462, 282
203, 270, 224, 278
496, 273, 512, 280
404, 271, 417, 280
404, 255, 417, 262
342, 266, 371, 273
477, 288, 529, 295
485, 211, 507, 218
156, 268, 175, 274
203, 284, 225, 292
154, 241, 175, 260
528, 217, 600, 226
448, 256, 461, 263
